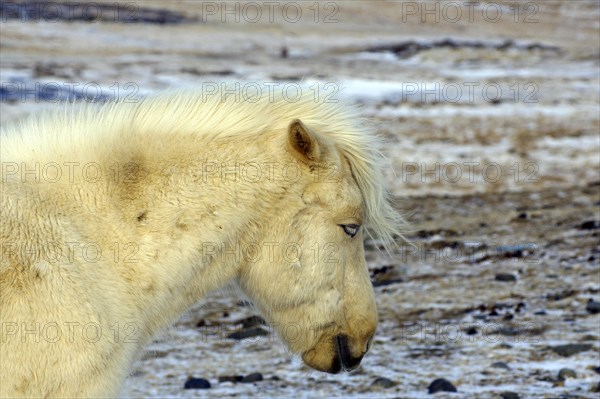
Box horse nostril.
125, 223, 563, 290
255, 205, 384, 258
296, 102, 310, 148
365, 336, 373, 353
334, 334, 364, 371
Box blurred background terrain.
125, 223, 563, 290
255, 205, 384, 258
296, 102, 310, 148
1, 1, 599, 398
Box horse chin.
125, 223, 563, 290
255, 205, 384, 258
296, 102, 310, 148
301, 334, 364, 374
301, 341, 342, 374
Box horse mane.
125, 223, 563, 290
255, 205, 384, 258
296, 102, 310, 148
1, 86, 402, 247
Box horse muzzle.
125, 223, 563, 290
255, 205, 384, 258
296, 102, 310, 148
302, 333, 374, 374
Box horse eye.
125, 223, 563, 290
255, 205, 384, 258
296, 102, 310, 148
340, 224, 360, 238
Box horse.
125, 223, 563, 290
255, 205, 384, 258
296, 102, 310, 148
0, 87, 401, 397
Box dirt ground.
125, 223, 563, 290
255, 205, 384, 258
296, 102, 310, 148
1, 1, 599, 398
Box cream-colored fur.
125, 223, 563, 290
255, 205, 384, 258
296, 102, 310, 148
0, 88, 401, 397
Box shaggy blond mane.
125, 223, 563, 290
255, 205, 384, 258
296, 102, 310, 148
1, 87, 401, 246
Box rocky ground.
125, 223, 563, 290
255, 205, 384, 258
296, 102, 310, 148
1, 1, 599, 398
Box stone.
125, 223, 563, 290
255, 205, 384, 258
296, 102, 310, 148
558, 368, 577, 380
241, 373, 264, 383
550, 344, 592, 357
371, 377, 396, 388
184, 377, 211, 389
495, 273, 517, 282
427, 378, 457, 394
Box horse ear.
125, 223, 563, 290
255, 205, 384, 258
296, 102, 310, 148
288, 119, 322, 162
